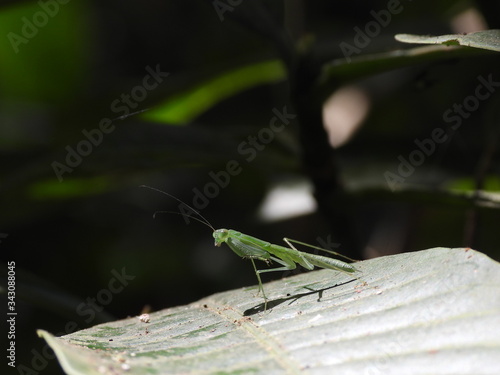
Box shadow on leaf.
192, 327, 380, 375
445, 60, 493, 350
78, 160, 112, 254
243, 279, 356, 316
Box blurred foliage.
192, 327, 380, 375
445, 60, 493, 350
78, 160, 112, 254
0, 1, 499, 373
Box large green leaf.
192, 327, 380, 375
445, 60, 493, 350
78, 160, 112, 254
39, 248, 500, 374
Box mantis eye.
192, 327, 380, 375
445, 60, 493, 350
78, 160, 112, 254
213, 229, 229, 245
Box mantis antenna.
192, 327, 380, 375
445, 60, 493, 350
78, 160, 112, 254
139, 185, 215, 231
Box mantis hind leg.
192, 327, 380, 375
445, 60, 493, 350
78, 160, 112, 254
284, 237, 358, 263
282, 239, 315, 270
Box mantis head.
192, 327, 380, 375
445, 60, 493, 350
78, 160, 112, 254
213, 229, 230, 246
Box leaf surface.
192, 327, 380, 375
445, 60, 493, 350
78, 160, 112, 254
395, 30, 500, 52
39, 248, 500, 374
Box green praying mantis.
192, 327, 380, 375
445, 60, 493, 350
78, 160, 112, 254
142, 186, 360, 310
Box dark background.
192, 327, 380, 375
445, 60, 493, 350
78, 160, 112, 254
1, 1, 500, 373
